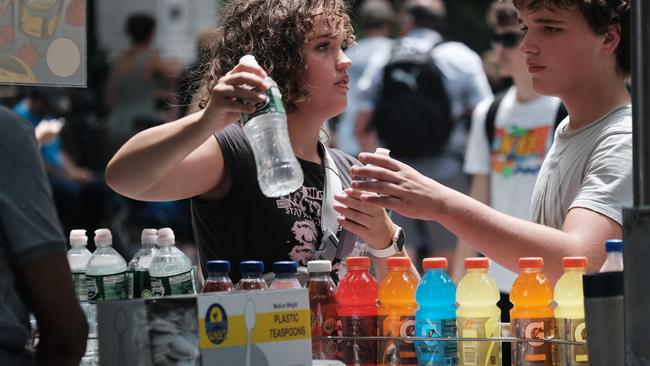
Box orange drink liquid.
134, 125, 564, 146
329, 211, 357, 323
510, 257, 554, 366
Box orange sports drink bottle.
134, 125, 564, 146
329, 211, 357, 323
510, 257, 554, 366
336, 256, 379, 366
378, 257, 419, 366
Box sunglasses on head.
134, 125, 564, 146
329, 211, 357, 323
491, 32, 524, 48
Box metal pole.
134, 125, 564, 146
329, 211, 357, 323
624, 1, 650, 365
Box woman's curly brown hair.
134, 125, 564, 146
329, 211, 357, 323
193, 0, 355, 113
511, 0, 631, 76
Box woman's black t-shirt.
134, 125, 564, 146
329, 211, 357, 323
190, 124, 358, 282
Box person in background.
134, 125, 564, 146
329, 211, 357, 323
105, 0, 417, 282
0, 106, 87, 365
104, 13, 182, 157
355, 0, 493, 270
347, 0, 632, 282
334, 0, 395, 156
177, 29, 220, 119
452, 2, 566, 363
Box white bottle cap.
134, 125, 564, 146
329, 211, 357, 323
239, 54, 258, 66
69, 229, 87, 247
141, 228, 158, 245
157, 227, 175, 247
94, 228, 112, 247
375, 148, 391, 156
307, 260, 332, 273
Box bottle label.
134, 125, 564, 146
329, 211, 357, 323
457, 316, 501, 366
553, 318, 588, 365
86, 272, 127, 302
240, 84, 285, 124
512, 317, 554, 366
310, 301, 338, 360
338, 315, 377, 365
378, 314, 417, 365
71, 271, 87, 301
415, 317, 458, 366
132, 270, 152, 298
150, 269, 196, 297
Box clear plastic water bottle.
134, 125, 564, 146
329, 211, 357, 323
599, 239, 624, 272
236, 261, 268, 290
67, 229, 92, 302
149, 228, 196, 297
127, 228, 158, 299
239, 54, 303, 197
85, 229, 128, 302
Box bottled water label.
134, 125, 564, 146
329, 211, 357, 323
130, 270, 153, 299
86, 272, 127, 301
126, 270, 133, 299
240, 84, 285, 124
72, 271, 87, 301
150, 269, 196, 297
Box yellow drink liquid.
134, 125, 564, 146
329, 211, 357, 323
553, 257, 588, 366
456, 258, 502, 366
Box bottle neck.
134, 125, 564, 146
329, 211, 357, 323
241, 272, 263, 280
465, 268, 488, 274
564, 267, 586, 274
309, 272, 331, 280
207, 272, 231, 280
276, 272, 297, 279
142, 243, 156, 249
389, 267, 409, 273
520, 268, 542, 274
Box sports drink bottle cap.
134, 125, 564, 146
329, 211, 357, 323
273, 261, 298, 274
240, 260, 264, 273
308, 260, 332, 273
94, 228, 112, 247
423, 257, 448, 270
345, 256, 370, 269
69, 229, 87, 246
157, 228, 175, 247
206, 260, 231, 274
563, 256, 588, 268
519, 257, 544, 269
605, 239, 623, 252
464, 257, 489, 269
141, 228, 158, 245
387, 257, 411, 268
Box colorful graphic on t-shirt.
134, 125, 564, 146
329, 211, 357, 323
491, 125, 552, 177
276, 186, 324, 266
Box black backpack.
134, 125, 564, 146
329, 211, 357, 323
484, 92, 568, 148
370, 40, 452, 159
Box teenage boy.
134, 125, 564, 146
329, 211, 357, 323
337, 0, 632, 282
453, 1, 566, 289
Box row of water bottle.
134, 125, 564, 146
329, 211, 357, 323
66, 227, 196, 365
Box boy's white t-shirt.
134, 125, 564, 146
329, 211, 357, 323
531, 105, 632, 229
465, 87, 562, 292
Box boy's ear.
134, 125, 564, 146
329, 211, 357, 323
602, 23, 621, 54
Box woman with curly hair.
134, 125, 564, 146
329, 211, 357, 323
106, 0, 416, 282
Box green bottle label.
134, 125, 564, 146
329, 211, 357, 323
86, 272, 127, 302
240, 85, 285, 124
150, 269, 196, 297
71, 271, 87, 301
133, 270, 153, 298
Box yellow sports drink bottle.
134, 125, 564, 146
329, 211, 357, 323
553, 257, 588, 366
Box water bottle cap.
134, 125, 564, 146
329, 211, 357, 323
69, 229, 87, 246
519, 257, 544, 269
308, 260, 332, 273
563, 256, 588, 268
464, 257, 489, 269
94, 228, 112, 247
605, 239, 623, 252
141, 228, 158, 245
423, 257, 448, 270
206, 260, 230, 274
240, 261, 264, 273
273, 261, 297, 274
387, 257, 411, 268
157, 227, 175, 246
374, 148, 391, 156
239, 54, 258, 66
345, 256, 370, 269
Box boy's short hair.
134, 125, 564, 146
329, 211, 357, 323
195, 0, 355, 113
512, 0, 631, 76
488, 1, 519, 28
126, 13, 156, 44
